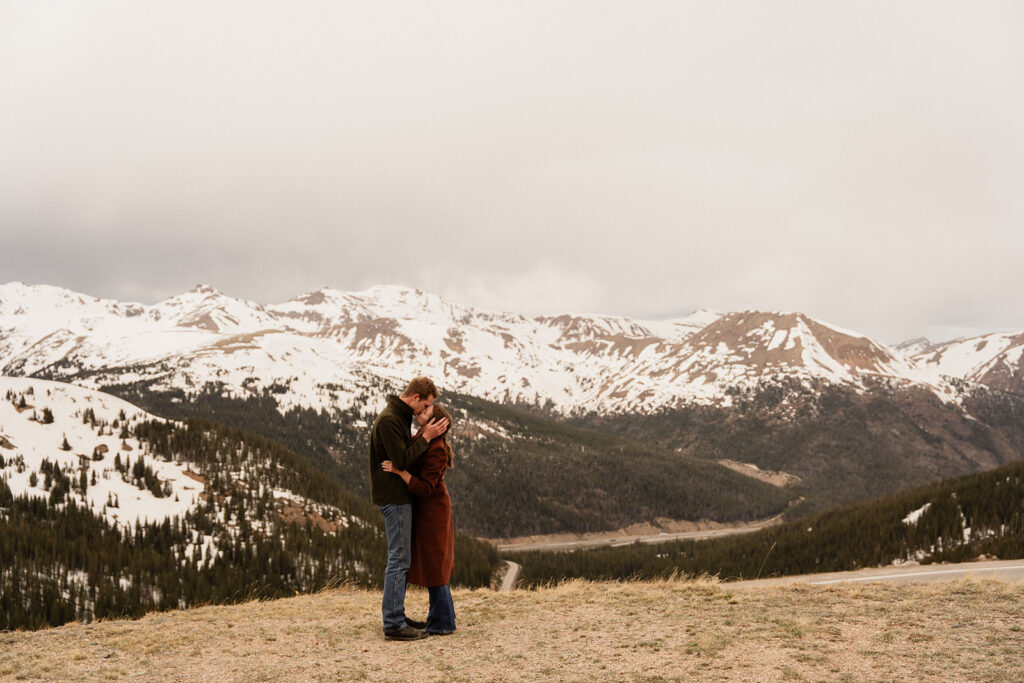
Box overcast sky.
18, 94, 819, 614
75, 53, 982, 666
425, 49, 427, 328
1, 1, 1022, 344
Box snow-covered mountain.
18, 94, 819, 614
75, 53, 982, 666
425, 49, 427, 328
0, 282, 1014, 417
912, 332, 1024, 395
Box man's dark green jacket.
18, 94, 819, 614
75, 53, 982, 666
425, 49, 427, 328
368, 395, 429, 505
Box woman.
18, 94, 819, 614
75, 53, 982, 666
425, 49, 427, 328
381, 403, 456, 636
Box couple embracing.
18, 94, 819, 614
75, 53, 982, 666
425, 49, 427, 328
368, 376, 457, 641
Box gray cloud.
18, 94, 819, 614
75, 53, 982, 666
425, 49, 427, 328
1, 1, 1022, 343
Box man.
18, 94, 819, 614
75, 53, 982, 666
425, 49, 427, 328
369, 376, 449, 641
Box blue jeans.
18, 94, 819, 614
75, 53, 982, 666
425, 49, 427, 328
427, 584, 456, 634
379, 504, 412, 631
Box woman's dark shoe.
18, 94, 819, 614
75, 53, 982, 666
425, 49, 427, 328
405, 617, 427, 629
383, 625, 427, 641
426, 630, 454, 636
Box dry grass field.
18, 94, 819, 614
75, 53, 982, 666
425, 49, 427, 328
2, 577, 1022, 682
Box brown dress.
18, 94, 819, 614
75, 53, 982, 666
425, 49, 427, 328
406, 438, 455, 588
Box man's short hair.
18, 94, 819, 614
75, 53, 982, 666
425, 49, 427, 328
402, 377, 438, 400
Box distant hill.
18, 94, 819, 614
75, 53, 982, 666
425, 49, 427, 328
577, 379, 1024, 515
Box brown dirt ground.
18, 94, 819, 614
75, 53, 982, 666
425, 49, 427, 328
2, 577, 1022, 682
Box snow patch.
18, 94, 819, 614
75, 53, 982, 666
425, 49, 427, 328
903, 503, 932, 526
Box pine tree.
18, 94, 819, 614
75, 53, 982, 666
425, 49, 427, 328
60, 435, 71, 451
49, 481, 66, 505
29, 471, 38, 487
41, 407, 54, 424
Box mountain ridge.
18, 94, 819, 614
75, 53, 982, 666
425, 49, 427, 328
4, 281, 1020, 417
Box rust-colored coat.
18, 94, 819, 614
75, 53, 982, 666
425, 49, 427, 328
406, 438, 455, 588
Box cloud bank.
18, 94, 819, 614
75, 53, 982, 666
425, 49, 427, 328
1, 1, 1022, 342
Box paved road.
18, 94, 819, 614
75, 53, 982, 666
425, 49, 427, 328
499, 561, 521, 593
729, 559, 1024, 588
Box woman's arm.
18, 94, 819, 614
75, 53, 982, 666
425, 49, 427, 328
382, 447, 446, 497
381, 460, 413, 486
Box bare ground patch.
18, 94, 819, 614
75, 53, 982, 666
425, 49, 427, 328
1, 577, 1022, 682
717, 459, 802, 487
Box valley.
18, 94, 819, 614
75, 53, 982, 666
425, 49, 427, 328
505, 458, 1024, 587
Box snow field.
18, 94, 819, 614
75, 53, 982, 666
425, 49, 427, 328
0, 377, 198, 529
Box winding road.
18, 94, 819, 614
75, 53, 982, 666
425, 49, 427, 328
499, 561, 521, 593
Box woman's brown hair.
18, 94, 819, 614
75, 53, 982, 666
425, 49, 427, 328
430, 404, 455, 468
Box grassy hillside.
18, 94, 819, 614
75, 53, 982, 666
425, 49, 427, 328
3, 577, 1022, 681
508, 458, 1024, 586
